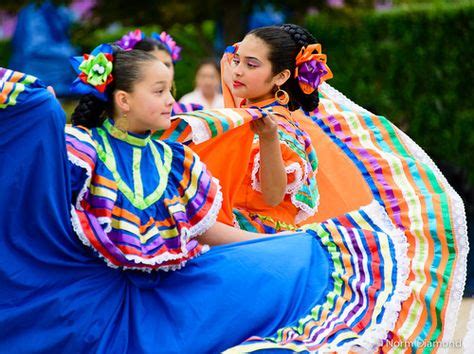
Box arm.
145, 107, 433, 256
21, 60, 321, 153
252, 116, 287, 206
197, 221, 262, 246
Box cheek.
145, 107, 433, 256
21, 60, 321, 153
140, 97, 164, 116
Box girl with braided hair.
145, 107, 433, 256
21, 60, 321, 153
212, 24, 338, 232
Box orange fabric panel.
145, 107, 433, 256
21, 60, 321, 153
295, 112, 373, 224
190, 124, 254, 226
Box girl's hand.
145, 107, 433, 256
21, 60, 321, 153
251, 113, 279, 141
47, 86, 56, 97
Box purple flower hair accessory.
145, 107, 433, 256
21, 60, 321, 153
116, 29, 145, 51
151, 31, 181, 63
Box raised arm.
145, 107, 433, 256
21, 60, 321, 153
251, 114, 286, 206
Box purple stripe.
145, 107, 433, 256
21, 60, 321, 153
171, 210, 189, 224
324, 114, 403, 227
185, 174, 209, 212
108, 229, 173, 253
307, 227, 374, 343
88, 195, 114, 210
82, 211, 130, 264
0, 67, 8, 80
66, 134, 97, 160
246, 108, 262, 120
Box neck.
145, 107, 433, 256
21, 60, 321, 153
112, 116, 148, 135
246, 93, 274, 106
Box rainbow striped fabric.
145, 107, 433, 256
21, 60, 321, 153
153, 107, 268, 144
0, 67, 38, 109
226, 201, 410, 353
157, 83, 466, 352
310, 83, 466, 352
66, 119, 222, 271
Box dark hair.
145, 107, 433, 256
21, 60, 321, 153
71, 48, 158, 128
134, 38, 170, 56
196, 58, 220, 77
248, 24, 319, 112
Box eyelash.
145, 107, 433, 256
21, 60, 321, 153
232, 58, 257, 68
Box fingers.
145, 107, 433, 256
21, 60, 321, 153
47, 86, 56, 97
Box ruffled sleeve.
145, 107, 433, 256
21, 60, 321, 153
166, 141, 223, 238
250, 141, 309, 195
250, 125, 320, 223
65, 125, 98, 208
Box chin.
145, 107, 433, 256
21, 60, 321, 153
231, 87, 246, 97
156, 120, 171, 131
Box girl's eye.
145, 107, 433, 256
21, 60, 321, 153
247, 63, 257, 68
232, 58, 240, 66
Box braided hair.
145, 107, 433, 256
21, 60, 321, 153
71, 48, 158, 128
247, 24, 319, 112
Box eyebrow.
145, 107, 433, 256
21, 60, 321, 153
235, 53, 262, 62
153, 81, 167, 85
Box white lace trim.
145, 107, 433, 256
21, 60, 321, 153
320, 82, 372, 116
322, 200, 411, 353
251, 149, 319, 223
463, 303, 474, 354
293, 192, 320, 224
321, 82, 469, 346
71, 205, 210, 273
285, 162, 305, 194
250, 151, 262, 192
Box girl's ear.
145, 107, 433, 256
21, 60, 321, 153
114, 90, 130, 113
273, 69, 291, 87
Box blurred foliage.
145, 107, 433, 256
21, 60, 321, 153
305, 1, 474, 185
0, 40, 12, 67
2, 0, 384, 43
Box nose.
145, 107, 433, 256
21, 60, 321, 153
232, 62, 243, 78
167, 91, 175, 106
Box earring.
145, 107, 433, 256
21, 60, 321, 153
275, 86, 290, 105
114, 112, 129, 139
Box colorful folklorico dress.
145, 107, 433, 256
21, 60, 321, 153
0, 67, 466, 354
156, 73, 468, 352
231, 98, 319, 233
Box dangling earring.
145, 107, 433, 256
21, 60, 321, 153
275, 86, 289, 105
114, 112, 129, 139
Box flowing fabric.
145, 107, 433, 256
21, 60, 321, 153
155, 65, 468, 350
1, 68, 411, 353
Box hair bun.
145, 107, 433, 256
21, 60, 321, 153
71, 94, 107, 128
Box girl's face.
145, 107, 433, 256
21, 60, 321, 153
151, 49, 175, 79
230, 34, 287, 104
120, 60, 175, 133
